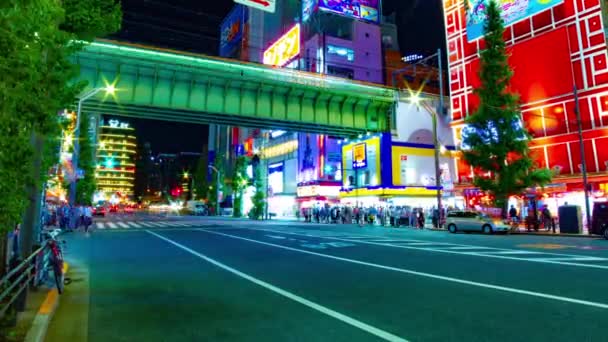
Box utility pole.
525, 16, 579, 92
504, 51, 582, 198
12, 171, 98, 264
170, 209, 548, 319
574, 86, 592, 232
434, 48, 444, 227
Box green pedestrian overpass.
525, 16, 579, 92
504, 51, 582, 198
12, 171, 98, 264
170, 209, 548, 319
73, 40, 397, 136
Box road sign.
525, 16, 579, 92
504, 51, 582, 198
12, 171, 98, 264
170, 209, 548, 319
234, 0, 275, 13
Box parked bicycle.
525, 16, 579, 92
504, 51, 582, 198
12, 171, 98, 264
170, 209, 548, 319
41, 230, 68, 294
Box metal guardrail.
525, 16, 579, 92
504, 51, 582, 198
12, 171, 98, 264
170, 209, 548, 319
0, 229, 60, 319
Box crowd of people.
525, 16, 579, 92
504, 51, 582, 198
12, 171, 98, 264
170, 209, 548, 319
43, 203, 94, 232
298, 204, 447, 229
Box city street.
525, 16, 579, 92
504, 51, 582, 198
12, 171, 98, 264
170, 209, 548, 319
46, 219, 608, 342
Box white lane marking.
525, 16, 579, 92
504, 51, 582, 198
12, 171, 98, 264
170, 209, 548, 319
147, 222, 166, 227
126, 222, 141, 228
95, 222, 105, 229
146, 230, 408, 342
201, 229, 608, 310
107, 222, 118, 229
401, 242, 441, 246
257, 228, 608, 271
138, 222, 154, 227
117, 222, 130, 229
480, 251, 542, 255
442, 246, 499, 250
534, 257, 607, 262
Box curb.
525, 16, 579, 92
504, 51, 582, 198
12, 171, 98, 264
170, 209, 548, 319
24, 263, 68, 342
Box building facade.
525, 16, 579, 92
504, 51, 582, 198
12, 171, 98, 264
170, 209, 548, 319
339, 94, 458, 209
95, 118, 137, 203
443, 0, 608, 215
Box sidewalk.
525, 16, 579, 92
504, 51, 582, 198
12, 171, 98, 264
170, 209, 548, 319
200, 215, 604, 238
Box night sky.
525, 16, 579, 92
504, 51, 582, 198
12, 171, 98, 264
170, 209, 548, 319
108, 0, 445, 154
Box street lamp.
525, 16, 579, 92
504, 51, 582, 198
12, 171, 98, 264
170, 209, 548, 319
208, 165, 221, 216
69, 85, 116, 205
393, 48, 446, 227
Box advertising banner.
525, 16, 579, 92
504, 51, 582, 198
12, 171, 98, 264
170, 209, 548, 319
352, 143, 367, 169
220, 5, 248, 57
466, 0, 564, 41
318, 0, 380, 23
302, 0, 317, 22
263, 24, 301, 67
234, 0, 276, 13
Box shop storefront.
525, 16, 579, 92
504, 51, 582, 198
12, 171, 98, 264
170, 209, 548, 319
340, 134, 457, 209
296, 181, 342, 209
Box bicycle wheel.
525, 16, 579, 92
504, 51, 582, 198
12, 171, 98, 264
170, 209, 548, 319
52, 257, 64, 294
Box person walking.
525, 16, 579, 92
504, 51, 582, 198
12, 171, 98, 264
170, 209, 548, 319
83, 205, 93, 232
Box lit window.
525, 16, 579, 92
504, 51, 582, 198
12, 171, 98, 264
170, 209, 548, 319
327, 45, 354, 62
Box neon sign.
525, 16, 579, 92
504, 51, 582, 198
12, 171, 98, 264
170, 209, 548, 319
263, 24, 300, 67
466, 0, 564, 41
318, 0, 379, 23
108, 119, 130, 129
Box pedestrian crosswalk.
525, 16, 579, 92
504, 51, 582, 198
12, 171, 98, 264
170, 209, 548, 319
93, 221, 203, 230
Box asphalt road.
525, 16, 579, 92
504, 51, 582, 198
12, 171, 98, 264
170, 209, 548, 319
47, 219, 608, 342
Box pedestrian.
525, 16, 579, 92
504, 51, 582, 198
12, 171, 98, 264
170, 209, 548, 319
417, 209, 425, 229
83, 205, 93, 232
432, 207, 439, 228
509, 205, 518, 222
409, 209, 417, 227
541, 205, 553, 232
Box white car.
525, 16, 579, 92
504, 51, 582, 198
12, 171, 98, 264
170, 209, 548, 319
446, 211, 510, 234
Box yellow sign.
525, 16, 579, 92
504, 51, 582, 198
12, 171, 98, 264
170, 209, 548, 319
263, 24, 300, 67
352, 143, 367, 169
261, 140, 298, 159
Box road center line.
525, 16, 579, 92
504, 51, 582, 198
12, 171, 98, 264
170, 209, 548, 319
146, 230, 408, 342
199, 229, 608, 310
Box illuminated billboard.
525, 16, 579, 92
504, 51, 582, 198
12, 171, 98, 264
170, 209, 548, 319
352, 143, 367, 169
302, 0, 317, 22
466, 0, 564, 41
263, 24, 300, 67
220, 5, 248, 57
318, 0, 379, 23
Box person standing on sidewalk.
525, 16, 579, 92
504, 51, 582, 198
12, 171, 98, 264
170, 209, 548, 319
541, 205, 555, 233
83, 205, 93, 232
509, 205, 518, 222
541, 204, 555, 233
417, 209, 425, 229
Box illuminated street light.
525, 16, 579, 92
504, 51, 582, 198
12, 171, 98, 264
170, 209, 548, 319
409, 93, 421, 105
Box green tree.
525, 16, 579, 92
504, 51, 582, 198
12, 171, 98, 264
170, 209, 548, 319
192, 156, 209, 201
249, 161, 265, 220
0, 0, 121, 274
462, 0, 551, 216
75, 112, 96, 205
231, 156, 249, 218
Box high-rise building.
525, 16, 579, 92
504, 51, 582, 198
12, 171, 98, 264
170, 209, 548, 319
215, 0, 388, 216
443, 0, 608, 215
95, 118, 137, 202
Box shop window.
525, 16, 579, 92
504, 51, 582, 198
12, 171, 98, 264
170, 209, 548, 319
327, 45, 354, 62
327, 65, 354, 79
